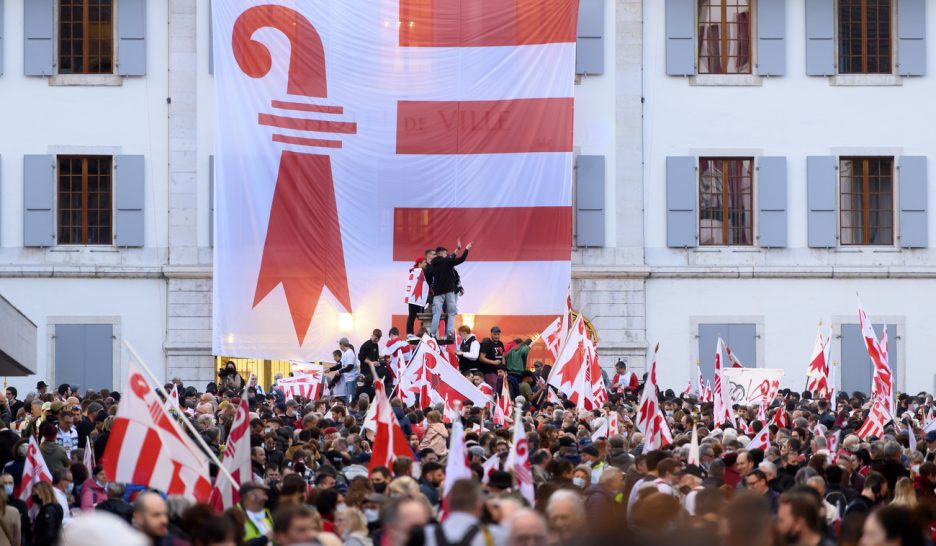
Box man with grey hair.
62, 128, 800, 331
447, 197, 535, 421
871, 440, 909, 492
546, 490, 586, 545
806, 475, 841, 527
506, 509, 548, 546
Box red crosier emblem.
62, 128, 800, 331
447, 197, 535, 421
232, 5, 354, 345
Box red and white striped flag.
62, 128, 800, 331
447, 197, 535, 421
279, 367, 325, 399
541, 316, 566, 362
493, 378, 512, 428
102, 355, 212, 501
748, 426, 770, 451
637, 353, 672, 452
805, 323, 831, 399
439, 407, 471, 520
165, 384, 181, 412
549, 316, 605, 410
208, 398, 252, 512
369, 380, 415, 471
382, 335, 412, 383
83, 437, 95, 476
858, 300, 895, 417
399, 335, 488, 409
608, 411, 621, 437
16, 436, 52, 510
714, 338, 735, 427
681, 378, 692, 397
509, 409, 535, 506
756, 402, 767, 424
403, 266, 429, 308
702, 380, 713, 403
857, 400, 890, 440
772, 407, 791, 429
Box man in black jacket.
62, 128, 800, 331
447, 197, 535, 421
428, 241, 471, 342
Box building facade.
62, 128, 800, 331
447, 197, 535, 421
0, 0, 930, 395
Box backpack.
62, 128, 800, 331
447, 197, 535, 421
825, 490, 848, 519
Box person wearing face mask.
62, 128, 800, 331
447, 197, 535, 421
2, 473, 28, 546
361, 493, 385, 537
369, 467, 391, 495
237, 481, 273, 544
80, 465, 108, 510
776, 491, 835, 546
51, 468, 74, 527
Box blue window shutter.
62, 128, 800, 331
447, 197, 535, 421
757, 0, 786, 76
23, 0, 53, 76
576, 155, 605, 247
118, 0, 147, 76
208, 0, 214, 75
807, 156, 837, 248
898, 0, 926, 76
576, 0, 604, 75
209, 155, 214, 247
697, 324, 725, 384
841, 323, 896, 394
23, 155, 54, 247
115, 155, 145, 247
665, 0, 695, 76
758, 156, 787, 248
667, 156, 697, 247
727, 324, 757, 367
0, 0, 5, 76
899, 156, 927, 248
805, 0, 835, 76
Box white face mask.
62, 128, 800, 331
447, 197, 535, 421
364, 508, 379, 523
337, 503, 348, 512
912, 464, 921, 475
572, 477, 586, 488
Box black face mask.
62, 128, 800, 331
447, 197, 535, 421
372, 482, 387, 494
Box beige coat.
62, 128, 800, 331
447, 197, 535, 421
419, 422, 449, 457
0, 505, 21, 546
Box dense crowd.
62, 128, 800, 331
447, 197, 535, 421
2, 355, 936, 546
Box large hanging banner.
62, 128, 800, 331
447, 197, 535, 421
212, 0, 579, 359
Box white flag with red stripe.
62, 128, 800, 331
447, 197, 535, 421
857, 400, 890, 440
403, 266, 429, 308
212, 0, 578, 360
748, 426, 770, 451
805, 324, 831, 399
16, 436, 52, 511
713, 337, 735, 427
279, 366, 325, 399
165, 384, 181, 412
440, 409, 471, 520
509, 410, 535, 506
702, 380, 713, 403
637, 352, 672, 452
208, 398, 252, 511
858, 300, 895, 417
399, 335, 488, 409
382, 336, 412, 383
541, 316, 566, 362
102, 355, 212, 501
83, 437, 95, 476
548, 316, 603, 410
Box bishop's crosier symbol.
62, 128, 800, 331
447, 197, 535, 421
232, 5, 355, 346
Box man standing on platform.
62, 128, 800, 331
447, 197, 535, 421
429, 241, 471, 342
479, 327, 505, 388
331, 338, 359, 403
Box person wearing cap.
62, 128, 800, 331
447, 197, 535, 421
404, 256, 431, 340
329, 337, 359, 403
237, 481, 273, 543
478, 327, 505, 388
428, 240, 471, 343
923, 431, 936, 463
358, 329, 382, 379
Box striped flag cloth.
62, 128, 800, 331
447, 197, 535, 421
83, 437, 95, 476
102, 355, 212, 501
509, 410, 535, 506
857, 400, 890, 440
16, 436, 53, 511
279, 367, 325, 400
369, 380, 415, 472
208, 398, 252, 512
805, 324, 831, 399
439, 409, 472, 521
858, 300, 895, 417
165, 384, 181, 412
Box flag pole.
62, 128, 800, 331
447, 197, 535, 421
123, 340, 238, 487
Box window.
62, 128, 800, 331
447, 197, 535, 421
839, 157, 893, 245
840, 323, 895, 393
59, 0, 114, 74
698, 0, 752, 74
697, 323, 757, 380
699, 157, 753, 245
838, 0, 892, 74
58, 156, 113, 245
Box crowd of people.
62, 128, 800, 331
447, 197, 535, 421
2, 353, 936, 546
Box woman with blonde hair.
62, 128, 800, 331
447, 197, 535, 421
336, 507, 372, 546
891, 477, 917, 508
32, 482, 62, 546
418, 410, 449, 457
388, 476, 422, 498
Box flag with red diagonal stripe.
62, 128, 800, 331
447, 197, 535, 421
858, 300, 895, 417
208, 398, 252, 512
16, 436, 52, 511
83, 437, 95, 476
369, 380, 415, 471
439, 408, 472, 521
509, 408, 535, 506
213, 0, 578, 361
805, 323, 831, 399
102, 355, 212, 501
857, 400, 890, 440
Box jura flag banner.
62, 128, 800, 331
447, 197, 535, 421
212, 0, 579, 359
721, 368, 784, 408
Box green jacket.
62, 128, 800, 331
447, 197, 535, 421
504, 345, 530, 374
239, 505, 273, 542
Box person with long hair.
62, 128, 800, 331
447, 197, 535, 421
860, 505, 926, 546
32, 482, 63, 546
891, 477, 917, 508
336, 506, 372, 546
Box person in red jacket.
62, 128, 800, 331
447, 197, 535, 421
610, 361, 639, 394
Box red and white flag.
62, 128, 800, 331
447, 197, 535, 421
440, 408, 471, 520
637, 352, 672, 452
756, 403, 767, 424
208, 398, 252, 511
382, 336, 412, 383
828, 429, 840, 454
857, 400, 890, 440
212, 0, 578, 360
687, 425, 700, 466
805, 324, 831, 399
748, 426, 770, 451
509, 410, 535, 506
398, 335, 488, 409
279, 367, 325, 399
16, 437, 52, 510
858, 300, 895, 417
404, 266, 429, 308
541, 316, 566, 362
369, 380, 415, 471
924, 409, 936, 434
493, 379, 512, 428
165, 384, 181, 412
102, 355, 212, 501
772, 407, 791, 429
83, 437, 95, 476
681, 378, 692, 397
813, 424, 828, 450
713, 338, 735, 427
548, 316, 604, 410
702, 380, 713, 403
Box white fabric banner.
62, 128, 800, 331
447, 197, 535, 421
212, 0, 577, 360
721, 368, 784, 407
